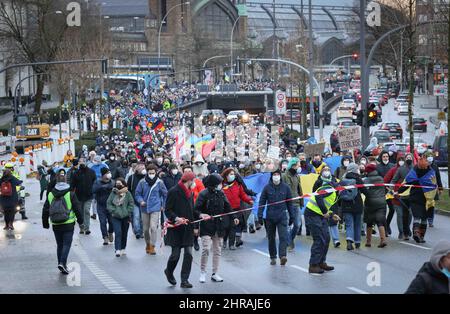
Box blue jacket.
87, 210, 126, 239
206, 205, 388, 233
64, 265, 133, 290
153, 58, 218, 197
298, 163, 315, 175
135, 177, 168, 213
89, 163, 109, 179
92, 179, 114, 209
258, 177, 295, 223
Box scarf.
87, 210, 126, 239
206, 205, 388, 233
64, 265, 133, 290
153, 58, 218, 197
145, 175, 158, 188
112, 187, 128, 206
405, 167, 437, 209
178, 180, 192, 199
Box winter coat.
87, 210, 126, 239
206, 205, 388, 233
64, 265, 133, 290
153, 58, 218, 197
192, 178, 205, 203
135, 177, 167, 213
127, 173, 145, 206
105, 160, 120, 176
162, 172, 182, 192
0, 174, 22, 209
92, 179, 115, 209
222, 181, 252, 210
194, 187, 234, 237
376, 161, 394, 178
339, 172, 366, 215
362, 171, 387, 213
113, 165, 129, 180
89, 162, 109, 179
282, 170, 304, 207
106, 189, 134, 219
42, 183, 83, 232
311, 161, 327, 174
406, 240, 450, 294
298, 163, 315, 175
258, 176, 295, 223
37, 165, 49, 191
164, 183, 195, 247
70, 166, 97, 202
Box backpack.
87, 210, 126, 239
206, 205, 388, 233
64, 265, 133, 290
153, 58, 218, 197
339, 178, 358, 202
49, 194, 71, 224
0, 181, 13, 197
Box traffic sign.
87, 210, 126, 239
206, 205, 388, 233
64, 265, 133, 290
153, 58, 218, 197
275, 91, 286, 115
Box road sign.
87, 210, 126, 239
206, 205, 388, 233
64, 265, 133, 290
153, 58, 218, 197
434, 84, 447, 97
337, 126, 361, 151
275, 90, 286, 115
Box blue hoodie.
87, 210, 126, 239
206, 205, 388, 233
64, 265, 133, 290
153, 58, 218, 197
135, 177, 168, 213
89, 162, 109, 179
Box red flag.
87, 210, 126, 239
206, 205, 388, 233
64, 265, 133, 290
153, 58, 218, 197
201, 139, 217, 159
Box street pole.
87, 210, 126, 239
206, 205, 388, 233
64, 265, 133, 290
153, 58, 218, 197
360, 0, 369, 149
230, 17, 241, 80
308, 0, 314, 139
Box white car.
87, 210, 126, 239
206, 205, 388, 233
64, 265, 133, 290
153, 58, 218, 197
342, 99, 356, 109
397, 103, 409, 115
227, 110, 249, 122
394, 95, 409, 110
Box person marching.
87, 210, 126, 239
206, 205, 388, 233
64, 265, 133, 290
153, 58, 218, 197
194, 173, 235, 283
0, 164, 23, 231
93, 167, 115, 245
304, 169, 340, 274
42, 173, 83, 274
258, 169, 296, 266
163, 172, 197, 289
3, 163, 27, 220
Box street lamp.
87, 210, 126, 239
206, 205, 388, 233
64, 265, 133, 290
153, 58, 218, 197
158, 2, 190, 76
230, 16, 241, 79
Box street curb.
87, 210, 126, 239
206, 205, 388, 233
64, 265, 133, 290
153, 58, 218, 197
437, 209, 450, 217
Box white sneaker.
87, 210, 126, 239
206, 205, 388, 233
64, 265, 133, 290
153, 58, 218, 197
211, 273, 223, 282
115, 250, 121, 257
199, 271, 207, 283
121, 250, 126, 256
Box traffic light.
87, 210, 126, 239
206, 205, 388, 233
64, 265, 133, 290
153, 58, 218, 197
352, 53, 359, 60
354, 110, 363, 126
368, 109, 378, 126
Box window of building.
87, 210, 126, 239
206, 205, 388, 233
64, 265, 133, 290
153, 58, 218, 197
161, 0, 168, 32
193, 3, 233, 41
418, 14, 428, 22
419, 34, 428, 45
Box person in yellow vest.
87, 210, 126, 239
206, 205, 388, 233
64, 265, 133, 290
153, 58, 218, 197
310, 154, 328, 174
3, 163, 27, 220
305, 170, 340, 274
42, 173, 83, 275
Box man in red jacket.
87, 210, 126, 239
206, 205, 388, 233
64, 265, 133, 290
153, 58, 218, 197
221, 168, 253, 250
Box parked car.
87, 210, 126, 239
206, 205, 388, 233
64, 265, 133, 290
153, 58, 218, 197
432, 133, 448, 167
394, 95, 409, 110
371, 130, 393, 144
379, 122, 403, 139
407, 117, 428, 133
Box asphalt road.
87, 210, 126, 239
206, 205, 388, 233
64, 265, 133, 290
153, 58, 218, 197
1, 177, 449, 294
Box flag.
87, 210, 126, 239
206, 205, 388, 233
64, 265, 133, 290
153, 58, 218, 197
152, 119, 164, 132
242, 172, 271, 217
201, 139, 217, 159
323, 156, 343, 174
174, 127, 186, 162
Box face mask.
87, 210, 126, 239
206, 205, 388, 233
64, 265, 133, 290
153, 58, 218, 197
128, 149, 132, 152
406, 159, 413, 166
110, 156, 115, 161
286, 157, 292, 162
382, 159, 389, 165
141, 170, 147, 175
215, 184, 222, 191
297, 168, 303, 174
148, 174, 156, 180
442, 268, 450, 278
388, 151, 394, 156
343, 161, 350, 167
398, 161, 405, 167
171, 169, 178, 176
360, 160, 367, 165
228, 175, 235, 182
322, 171, 331, 178
105, 173, 112, 180
156, 158, 163, 165
281, 164, 287, 170
427, 157, 434, 163
272, 175, 281, 185
239, 164, 245, 169
255, 164, 261, 170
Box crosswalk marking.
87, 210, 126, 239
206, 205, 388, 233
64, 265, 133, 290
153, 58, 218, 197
290, 265, 309, 274
399, 242, 432, 250
252, 249, 270, 258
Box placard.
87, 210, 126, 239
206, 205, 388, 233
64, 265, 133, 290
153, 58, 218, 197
337, 126, 361, 151
303, 143, 326, 158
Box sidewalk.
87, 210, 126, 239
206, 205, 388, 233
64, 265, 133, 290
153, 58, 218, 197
414, 93, 448, 109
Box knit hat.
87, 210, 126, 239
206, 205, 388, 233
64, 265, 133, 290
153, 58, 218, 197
347, 162, 359, 174
181, 172, 195, 182
287, 157, 300, 170
205, 173, 223, 187
365, 164, 377, 174
101, 167, 110, 177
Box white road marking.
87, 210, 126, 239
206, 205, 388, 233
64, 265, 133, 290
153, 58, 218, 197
347, 287, 370, 294
73, 242, 131, 294
252, 249, 270, 258
399, 242, 432, 250
290, 265, 309, 273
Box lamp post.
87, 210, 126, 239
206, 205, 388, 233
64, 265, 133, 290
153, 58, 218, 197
230, 16, 241, 79
158, 2, 190, 76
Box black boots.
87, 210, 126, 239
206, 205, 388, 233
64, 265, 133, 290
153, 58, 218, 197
418, 224, 427, 243
164, 269, 177, 286
346, 240, 354, 251
413, 223, 421, 243
193, 236, 200, 251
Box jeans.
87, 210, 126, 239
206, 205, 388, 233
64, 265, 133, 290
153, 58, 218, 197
329, 225, 339, 244
97, 205, 113, 238
200, 234, 223, 273
166, 246, 193, 282
305, 214, 330, 266
80, 199, 93, 231
142, 211, 160, 246
288, 208, 302, 246
247, 211, 255, 227
111, 217, 130, 251
393, 204, 404, 235
91, 199, 97, 215
386, 199, 395, 231
343, 212, 362, 244
427, 207, 435, 225
53, 229, 74, 266
132, 205, 143, 236
266, 218, 288, 259
401, 198, 412, 236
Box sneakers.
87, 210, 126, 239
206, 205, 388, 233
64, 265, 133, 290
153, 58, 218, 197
21, 214, 28, 220
309, 265, 324, 274
85, 230, 91, 235
211, 273, 224, 282
346, 240, 354, 251
108, 233, 114, 243
180, 281, 193, 288
270, 258, 276, 265
194, 237, 200, 251
280, 256, 287, 266
334, 241, 341, 248
229, 245, 236, 250
199, 271, 206, 283
355, 243, 361, 249
164, 269, 177, 286
121, 250, 126, 256
148, 245, 156, 255
235, 239, 243, 247
319, 263, 335, 271
249, 225, 256, 233
91, 214, 97, 220
136, 234, 141, 239
58, 264, 70, 275
115, 250, 121, 257
428, 223, 434, 228
288, 243, 295, 252
79, 230, 85, 235
103, 237, 109, 245
223, 240, 227, 249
